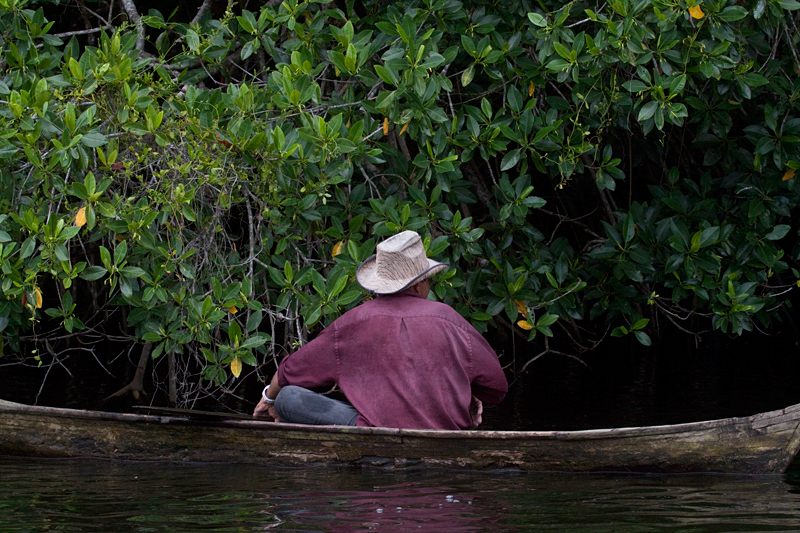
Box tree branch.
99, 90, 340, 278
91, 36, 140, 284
191, 0, 214, 25
119, 0, 145, 50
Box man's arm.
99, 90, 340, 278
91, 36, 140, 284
469, 330, 509, 405
253, 373, 282, 421
252, 319, 340, 421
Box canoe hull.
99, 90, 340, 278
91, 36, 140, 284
2, 400, 800, 473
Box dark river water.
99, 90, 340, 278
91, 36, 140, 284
2, 457, 800, 531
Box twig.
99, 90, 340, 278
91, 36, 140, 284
784, 23, 800, 74
119, 0, 145, 50
191, 0, 213, 25
362, 126, 384, 142
540, 207, 603, 240
520, 338, 586, 373
54, 26, 114, 39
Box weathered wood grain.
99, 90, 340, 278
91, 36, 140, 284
2, 399, 799, 473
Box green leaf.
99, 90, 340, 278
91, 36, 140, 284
80, 266, 107, 281
241, 40, 255, 61
329, 274, 348, 298
283, 261, 293, 283
114, 240, 127, 266
668, 74, 687, 97
634, 330, 652, 346
119, 266, 146, 278
699, 61, 719, 79
119, 278, 133, 298
537, 314, 559, 327
336, 290, 362, 306
622, 213, 635, 244
228, 320, 242, 346
240, 334, 268, 349
179, 263, 195, 280
0, 141, 18, 158
181, 205, 196, 222
461, 64, 475, 87
742, 73, 769, 87
460, 35, 476, 56
719, 6, 748, 21
80, 131, 107, 148
611, 326, 628, 337
374, 64, 397, 86
527, 12, 547, 27
622, 80, 648, 92
765, 224, 791, 240
305, 306, 322, 327
553, 42, 571, 61
500, 148, 522, 171
237, 12, 256, 34
186, 29, 200, 51
99, 246, 111, 269
638, 101, 658, 122
697, 227, 720, 248
20, 237, 36, 260
245, 310, 263, 333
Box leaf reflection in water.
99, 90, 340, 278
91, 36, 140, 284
1, 458, 800, 531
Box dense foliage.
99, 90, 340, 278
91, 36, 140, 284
1, 0, 800, 406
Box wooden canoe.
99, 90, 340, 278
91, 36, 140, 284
2, 399, 800, 474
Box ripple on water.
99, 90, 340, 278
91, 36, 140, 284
2, 458, 800, 532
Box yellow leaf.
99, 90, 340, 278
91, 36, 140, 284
383, 117, 389, 135
226, 305, 238, 314
75, 206, 87, 227
514, 300, 527, 314
230, 357, 242, 379
399, 122, 409, 135
688, 5, 705, 19
783, 169, 796, 181
35, 288, 43, 309
332, 241, 344, 257
517, 319, 533, 330
528, 82, 535, 96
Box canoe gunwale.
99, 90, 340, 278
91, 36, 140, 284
2, 398, 799, 440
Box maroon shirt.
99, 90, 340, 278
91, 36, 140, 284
276, 291, 508, 429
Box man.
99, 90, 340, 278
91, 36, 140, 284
253, 230, 508, 429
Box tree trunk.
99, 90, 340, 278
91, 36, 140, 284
104, 342, 151, 402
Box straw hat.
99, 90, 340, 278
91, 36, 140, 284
356, 231, 448, 294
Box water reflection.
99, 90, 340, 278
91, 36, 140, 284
1, 457, 800, 531
269, 483, 503, 532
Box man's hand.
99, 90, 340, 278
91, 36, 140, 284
469, 395, 483, 428
254, 374, 282, 422
253, 399, 281, 422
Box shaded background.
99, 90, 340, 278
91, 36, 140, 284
4, 325, 799, 432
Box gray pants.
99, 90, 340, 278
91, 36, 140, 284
274, 385, 358, 426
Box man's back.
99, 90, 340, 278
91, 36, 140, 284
277, 291, 507, 429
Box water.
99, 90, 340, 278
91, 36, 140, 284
2, 457, 800, 531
